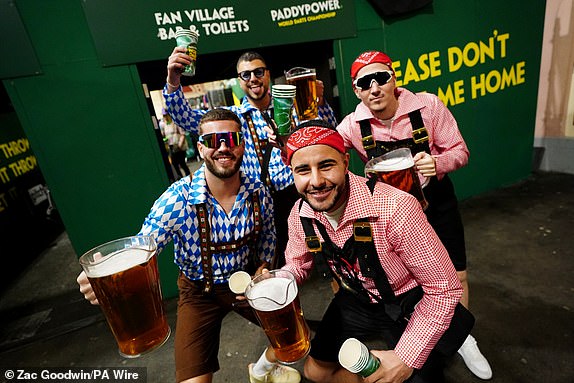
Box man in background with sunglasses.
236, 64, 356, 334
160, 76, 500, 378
280, 122, 463, 383
336, 51, 492, 380
78, 109, 301, 383
164, 48, 337, 269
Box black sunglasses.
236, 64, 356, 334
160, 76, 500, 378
238, 67, 267, 81
199, 131, 243, 149
353, 71, 393, 90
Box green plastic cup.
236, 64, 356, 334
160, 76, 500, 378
271, 85, 296, 136
175, 29, 199, 77
338, 338, 381, 378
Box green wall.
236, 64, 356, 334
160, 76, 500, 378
337, 0, 546, 199
2, 0, 545, 298
3, 0, 179, 297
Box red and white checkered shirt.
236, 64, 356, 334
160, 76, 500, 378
282, 172, 462, 369
337, 88, 469, 179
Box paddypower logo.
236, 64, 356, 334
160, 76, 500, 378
270, 1, 342, 27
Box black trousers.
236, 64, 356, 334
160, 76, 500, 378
170, 148, 190, 178
271, 184, 299, 269
310, 290, 446, 383
423, 175, 467, 271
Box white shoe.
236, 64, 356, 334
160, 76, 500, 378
458, 334, 493, 380
248, 363, 301, 383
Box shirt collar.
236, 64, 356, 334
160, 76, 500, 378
188, 165, 264, 206
237, 95, 273, 115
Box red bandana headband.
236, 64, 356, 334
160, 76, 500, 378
350, 51, 394, 79
286, 126, 346, 165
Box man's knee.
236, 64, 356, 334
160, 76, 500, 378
303, 356, 339, 382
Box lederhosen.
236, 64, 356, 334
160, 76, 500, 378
196, 192, 262, 294
299, 181, 474, 356
359, 110, 467, 270
243, 110, 298, 269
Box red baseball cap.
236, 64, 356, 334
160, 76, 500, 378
350, 51, 394, 79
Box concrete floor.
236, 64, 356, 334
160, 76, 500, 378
0, 171, 572, 383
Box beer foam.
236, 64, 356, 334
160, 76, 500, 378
87, 248, 153, 278
247, 277, 297, 311
287, 73, 316, 81
369, 155, 414, 172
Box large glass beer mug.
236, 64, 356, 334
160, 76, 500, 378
365, 148, 429, 210
285, 67, 318, 122
245, 269, 310, 364
79, 235, 171, 358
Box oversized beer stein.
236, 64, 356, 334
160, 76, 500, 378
79, 235, 171, 358
365, 148, 429, 210
285, 67, 318, 122
245, 269, 310, 364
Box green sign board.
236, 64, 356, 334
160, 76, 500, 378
81, 0, 357, 66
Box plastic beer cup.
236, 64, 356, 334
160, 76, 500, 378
175, 28, 199, 76
338, 338, 381, 378
79, 235, 171, 358
271, 84, 297, 135
245, 269, 310, 364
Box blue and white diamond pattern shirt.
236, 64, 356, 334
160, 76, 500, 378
138, 166, 275, 284
163, 85, 338, 192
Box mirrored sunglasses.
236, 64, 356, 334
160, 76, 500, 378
353, 71, 393, 90
238, 67, 267, 81
199, 131, 243, 149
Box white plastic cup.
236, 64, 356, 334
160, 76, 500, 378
228, 271, 251, 294
338, 338, 380, 378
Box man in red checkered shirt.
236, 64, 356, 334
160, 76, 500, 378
280, 121, 463, 383
336, 51, 492, 380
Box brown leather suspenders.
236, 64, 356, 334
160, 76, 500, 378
243, 111, 274, 190
196, 193, 262, 293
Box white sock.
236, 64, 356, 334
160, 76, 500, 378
252, 349, 275, 377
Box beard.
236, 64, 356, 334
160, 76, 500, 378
204, 153, 242, 179
300, 181, 347, 213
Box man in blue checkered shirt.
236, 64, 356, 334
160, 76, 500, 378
164, 49, 338, 269
78, 109, 301, 383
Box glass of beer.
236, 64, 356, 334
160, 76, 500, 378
79, 236, 171, 358
365, 148, 429, 210
285, 67, 318, 122
245, 269, 310, 364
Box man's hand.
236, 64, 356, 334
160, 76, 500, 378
255, 263, 270, 277
166, 46, 190, 91
263, 125, 289, 154
77, 271, 99, 305
413, 151, 436, 177
364, 350, 413, 383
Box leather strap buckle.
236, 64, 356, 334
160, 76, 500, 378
353, 222, 372, 242
305, 236, 322, 252
362, 135, 376, 150
412, 127, 429, 144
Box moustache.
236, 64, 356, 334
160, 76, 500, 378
306, 185, 334, 193
212, 152, 236, 160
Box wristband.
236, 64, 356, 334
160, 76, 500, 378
166, 80, 180, 90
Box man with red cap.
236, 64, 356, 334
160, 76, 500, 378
280, 120, 466, 383
336, 50, 492, 380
